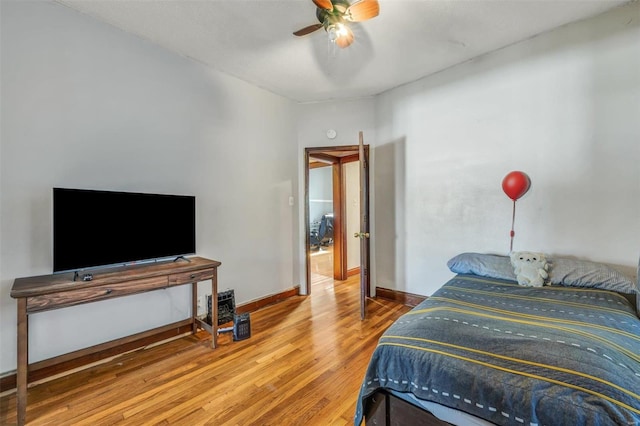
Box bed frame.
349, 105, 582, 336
364, 390, 452, 426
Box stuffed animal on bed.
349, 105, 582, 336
510, 251, 549, 287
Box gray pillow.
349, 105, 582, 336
548, 257, 636, 292
447, 252, 516, 281
548, 256, 639, 316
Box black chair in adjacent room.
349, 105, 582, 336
310, 213, 334, 250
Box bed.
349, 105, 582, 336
354, 252, 640, 426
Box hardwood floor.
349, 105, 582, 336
0, 272, 410, 425
310, 244, 334, 283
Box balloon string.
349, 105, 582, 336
510, 200, 516, 252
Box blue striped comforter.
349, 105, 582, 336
355, 274, 640, 426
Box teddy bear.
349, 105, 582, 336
510, 251, 550, 287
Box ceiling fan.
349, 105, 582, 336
293, 0, 380, 49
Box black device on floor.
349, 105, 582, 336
216, 290, 236, 325
206, 290, 251, 341
233, 312, 251, 341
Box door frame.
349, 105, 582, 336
304, 145, 370, 295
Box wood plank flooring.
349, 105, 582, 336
0, 272, 410, 425
309, 244, 334, 280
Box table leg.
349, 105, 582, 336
191, 282, 198, 334
211, 268, 218, 349
16, 298, 28, 426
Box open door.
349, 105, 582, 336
356, 131, 370, 320
304, 142, 370, 309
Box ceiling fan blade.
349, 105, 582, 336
335, 25, 354, 49
345, 0, 379, 22
312, 0, 333, 11
293, 23, 324, 36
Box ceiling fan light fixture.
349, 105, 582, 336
327, 23, 348, 42
328, 24, 338, 42
334, 24, 354, 48
293, 0, 378, 49
335, 23, 349, 37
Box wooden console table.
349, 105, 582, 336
10, 256, 221, 426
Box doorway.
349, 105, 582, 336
308, 161, 336, 284
304, 145, 369, 294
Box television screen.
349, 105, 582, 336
53, 188, 196, 272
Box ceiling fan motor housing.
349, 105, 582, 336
316, 0, 350, 30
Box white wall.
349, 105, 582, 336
309, 166, 333, 224
374, 2, 640, 297
0, 1, 298, 373
344, 161, 361, 270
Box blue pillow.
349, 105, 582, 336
447, 252, 516, 281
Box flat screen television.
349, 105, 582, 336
53, 187, 196, 273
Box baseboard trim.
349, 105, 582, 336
0, 320, 193, 394
236, 286, 300, 314
0, 286, 300, 393
375, 287, 426, 307
347, 267, 360, 277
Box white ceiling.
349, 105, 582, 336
56, 0, 629, 103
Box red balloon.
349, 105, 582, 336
502, 171, 531, 201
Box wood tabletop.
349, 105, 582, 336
11, 256, 221, 299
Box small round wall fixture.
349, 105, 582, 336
326, 129, 337, 139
